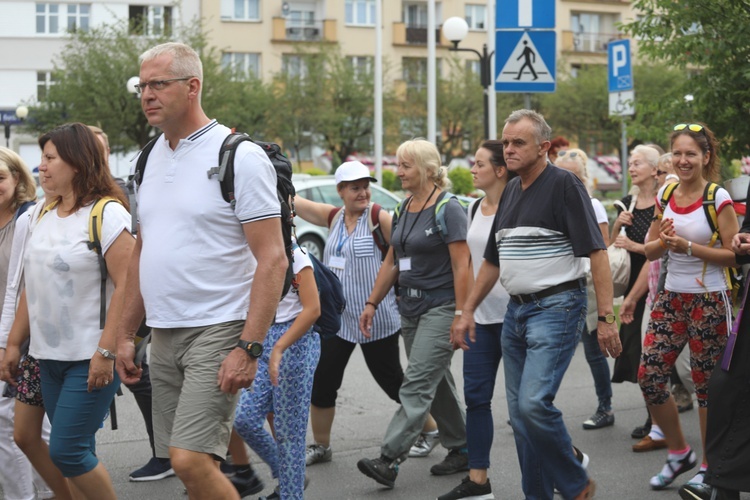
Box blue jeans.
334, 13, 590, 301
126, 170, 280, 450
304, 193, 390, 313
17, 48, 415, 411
463, 322, 503, 470
39, 359, 120, 477
581, 328, 613, 412
502, 288, 588, 500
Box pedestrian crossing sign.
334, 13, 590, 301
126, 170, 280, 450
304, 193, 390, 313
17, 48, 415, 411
495, 30, 556, 93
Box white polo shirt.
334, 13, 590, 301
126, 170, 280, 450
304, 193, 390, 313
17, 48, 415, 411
136, 121, 280, 328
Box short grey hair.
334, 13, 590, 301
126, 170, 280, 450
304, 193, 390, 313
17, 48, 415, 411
140, 42, 203, 82
505, 109, 552, 144
631, 144, 660, 169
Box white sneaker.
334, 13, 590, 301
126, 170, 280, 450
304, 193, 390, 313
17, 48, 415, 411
305, 444, 332, 466
408, 430, 440, 458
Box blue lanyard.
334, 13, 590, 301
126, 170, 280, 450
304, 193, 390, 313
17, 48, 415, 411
336, 212, 354, 256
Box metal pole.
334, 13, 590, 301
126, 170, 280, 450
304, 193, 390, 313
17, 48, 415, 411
374, 0, 383, 183
524, 92, 531, 109
4, 124, 10, 148
487, 0, 497, 139
427, 0, 437, 144
621, 119, 628, 198
481, 44, 490, 140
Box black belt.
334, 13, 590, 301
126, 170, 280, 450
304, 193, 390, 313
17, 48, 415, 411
510, 278, 585, 305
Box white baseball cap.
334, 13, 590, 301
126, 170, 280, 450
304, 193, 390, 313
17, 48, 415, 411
335, 161, 377, 185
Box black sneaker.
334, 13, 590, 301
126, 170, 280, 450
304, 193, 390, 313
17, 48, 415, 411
128, 457, 175, 482
631, 416, 652, 439
430, 449, 469, 476
357, 455, 399, 488
582, 409, 615, 430
437, 476, 494, 500
229, 467, 264, 498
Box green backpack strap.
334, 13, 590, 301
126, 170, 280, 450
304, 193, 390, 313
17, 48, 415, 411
434, 192, 469, 240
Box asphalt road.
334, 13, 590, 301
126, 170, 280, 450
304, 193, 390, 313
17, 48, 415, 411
3, 341, 749, 500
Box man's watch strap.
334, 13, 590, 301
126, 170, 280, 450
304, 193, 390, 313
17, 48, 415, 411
598, 313, 616, 324
236, 339, 264, 359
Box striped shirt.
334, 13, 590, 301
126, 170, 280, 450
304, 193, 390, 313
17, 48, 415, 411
324, 207, 400, 343
484, 165, 605, 295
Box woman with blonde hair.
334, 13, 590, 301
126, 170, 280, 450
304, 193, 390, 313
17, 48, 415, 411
357, 138, 469, 489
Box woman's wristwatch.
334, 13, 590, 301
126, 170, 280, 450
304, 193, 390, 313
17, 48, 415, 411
597, 313, 616, 324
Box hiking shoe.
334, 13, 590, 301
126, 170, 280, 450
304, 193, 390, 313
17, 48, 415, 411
437, 475, 494, 500
673, 383, 694, 413
650, 448, 697, 490
430, 449, 469, 476
228, 467, 264, 498
582, 410, 614, 430
305, 444, 332, 466
357, 455, 399, 488
409, 430, 440, 457
128, 457, 175, 482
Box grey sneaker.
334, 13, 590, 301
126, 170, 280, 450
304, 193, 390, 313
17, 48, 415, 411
305, 444, 332, 466
582, 409, 615, 430
357, 455, 399, 488
430, 449, 469, 476
409, 430, 440, 457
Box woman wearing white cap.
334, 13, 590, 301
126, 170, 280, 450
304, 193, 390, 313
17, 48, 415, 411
293, 161, 426, 467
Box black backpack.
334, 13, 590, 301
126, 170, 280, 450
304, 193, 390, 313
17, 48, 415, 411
306, 251, 346, 339
131, 131, 296, 299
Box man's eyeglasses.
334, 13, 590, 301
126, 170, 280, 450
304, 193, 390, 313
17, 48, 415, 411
133, 77, 192, 94
557, 150, 578, 158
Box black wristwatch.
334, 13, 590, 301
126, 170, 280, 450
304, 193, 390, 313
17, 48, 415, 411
236, 340, 264, 359
598, 313, 616, 324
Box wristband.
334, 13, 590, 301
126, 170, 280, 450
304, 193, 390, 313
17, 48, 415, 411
365, 301, 378, 310
659, 239, 667, 249
455, 310, 463, 317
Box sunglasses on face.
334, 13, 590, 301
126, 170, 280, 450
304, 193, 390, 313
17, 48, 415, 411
556, 150, 578, 158
656, 170, 668, 176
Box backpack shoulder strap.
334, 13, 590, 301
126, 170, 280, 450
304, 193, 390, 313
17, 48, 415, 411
392, 197, 410, 232
129, 134, 162, 236
215, 132, 253, 208
703, 182, 720, 237
328, 206, 343, 229
368, 202, 389, 259
14, 201, 35, 221
469, 196, 485, 223
88, 197, 122, 329
434, 191, 454, 238
659, 182, 679, 214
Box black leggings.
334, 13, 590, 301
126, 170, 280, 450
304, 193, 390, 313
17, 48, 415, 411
310, 332, 403, 408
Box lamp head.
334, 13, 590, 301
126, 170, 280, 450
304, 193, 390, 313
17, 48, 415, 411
127, 76, 141, 95
15, 105, 28, 120
442, 16, 469, 44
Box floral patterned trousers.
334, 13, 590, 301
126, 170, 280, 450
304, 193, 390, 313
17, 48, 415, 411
638, 290, 730, 408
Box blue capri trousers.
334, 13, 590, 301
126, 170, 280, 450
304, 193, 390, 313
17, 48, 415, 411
39, 359, 120, 477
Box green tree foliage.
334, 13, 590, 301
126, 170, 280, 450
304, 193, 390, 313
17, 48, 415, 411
436, 58, 484, 164
381, 169, 401, 192
448, 167, 474, 195
21, 20, 249, 152
623, 0, 750, 163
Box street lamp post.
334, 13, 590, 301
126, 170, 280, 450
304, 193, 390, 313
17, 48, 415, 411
442, 16, 494, 140
4, 105, 29, 148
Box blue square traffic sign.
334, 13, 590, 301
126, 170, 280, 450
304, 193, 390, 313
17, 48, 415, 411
608, 39, 633, 92
497, 0, 555, 29
495, 30, 556, 93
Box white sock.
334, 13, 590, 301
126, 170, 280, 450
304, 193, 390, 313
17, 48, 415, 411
650, 448, 694, 487
688, 465, 708, 484
648, 424, 665, 440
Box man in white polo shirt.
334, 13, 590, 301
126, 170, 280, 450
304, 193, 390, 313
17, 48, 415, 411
115, 42, 288, 499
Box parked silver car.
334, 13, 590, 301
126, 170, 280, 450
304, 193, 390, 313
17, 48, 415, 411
292, 174, 402, 259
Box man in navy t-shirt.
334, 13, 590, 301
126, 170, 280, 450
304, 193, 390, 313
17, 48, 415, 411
454, 109, 621, 500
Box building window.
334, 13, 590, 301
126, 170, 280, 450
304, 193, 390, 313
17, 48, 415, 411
37, 71, 57, 101
570, 12, 620, 53
465, 4, 486, 30
403, 2, 441, 27
66, 4, 90, 32
222, 52, 261, 79
221, 0, 259, 21
403, 57, 427, 91
36, 3, 59, 34
347, 56, 372, 78
345, 0, 375, 26
282, 54, 309, 79
129, 5, 173, 36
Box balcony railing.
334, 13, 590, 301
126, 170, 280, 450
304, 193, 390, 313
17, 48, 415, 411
272, 18, 337, 42
392, 22, 444, 46
561, 30, 623, 53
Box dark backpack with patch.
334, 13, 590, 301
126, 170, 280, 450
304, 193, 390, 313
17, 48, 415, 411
130, 132, 296, 299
